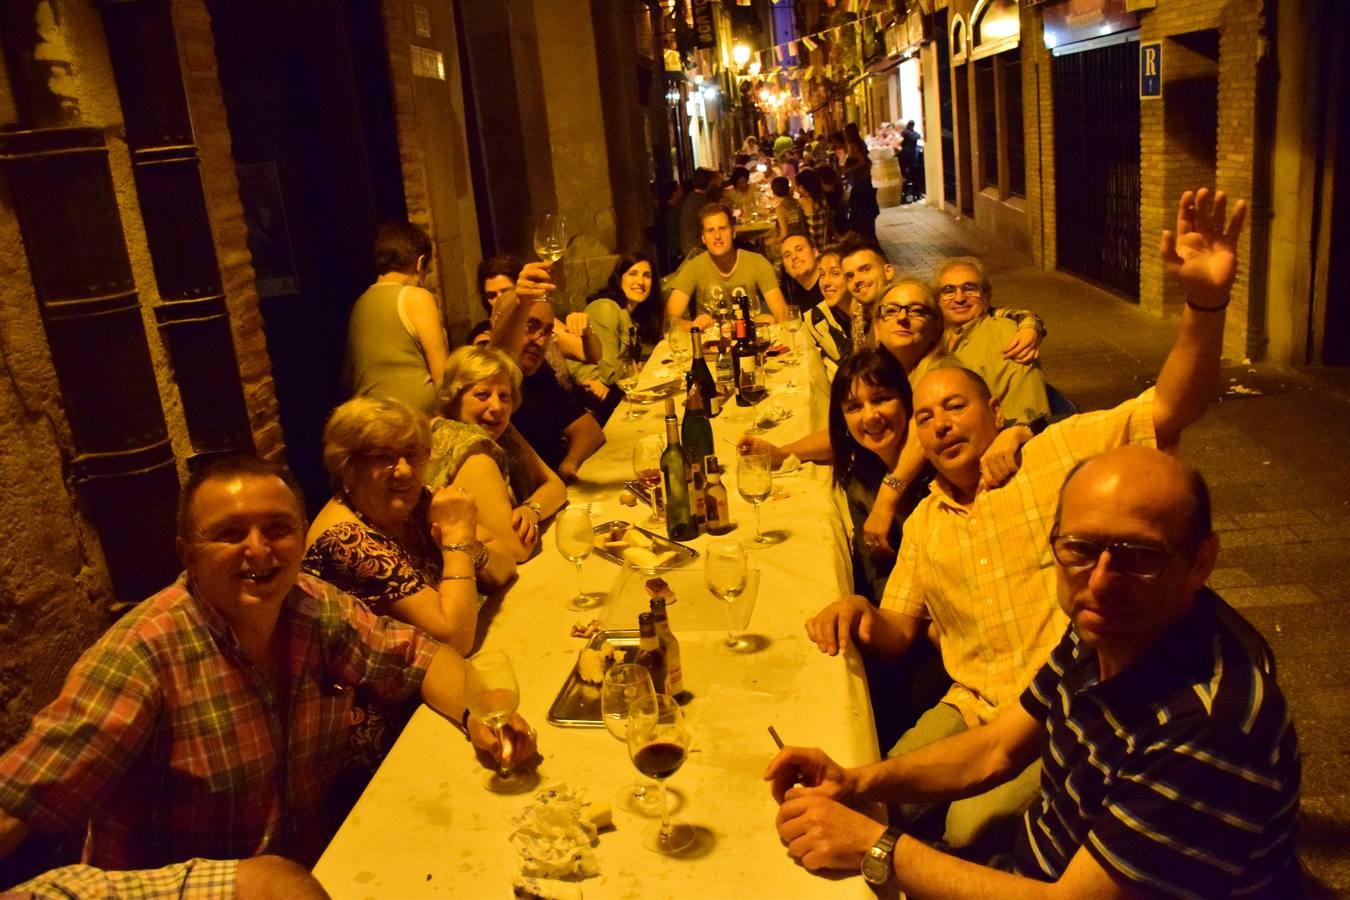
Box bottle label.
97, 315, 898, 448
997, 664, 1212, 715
738, 354, 757, 376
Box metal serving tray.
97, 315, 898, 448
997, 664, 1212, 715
546, 629, 639, 728
591, 520, 698, 571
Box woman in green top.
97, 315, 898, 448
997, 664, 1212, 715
572, 251, 662, 415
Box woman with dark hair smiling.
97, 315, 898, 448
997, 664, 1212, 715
571, 251, 662, 422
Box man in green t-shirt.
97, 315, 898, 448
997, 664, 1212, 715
665, 203, 787, 329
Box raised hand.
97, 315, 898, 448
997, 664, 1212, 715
428, 485, 478, 546
1159, 187, 1247, 310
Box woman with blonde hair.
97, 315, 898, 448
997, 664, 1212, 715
304, 396, 515, 654
428, 345, 566, 563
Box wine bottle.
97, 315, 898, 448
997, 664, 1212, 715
634, 611, 667, 695
627, 324, 640, 364
687, 327, 720, 417
702, 454, 734, 535
733, 315, 759, 407
660, 398, 698, 541
649, 597, 687, 702
681, 379, 714, 532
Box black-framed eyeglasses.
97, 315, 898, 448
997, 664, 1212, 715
362, 448, 430, 471
876, 302, 935, 323
1049, 531, 1178, 579
938, 281, 983, 301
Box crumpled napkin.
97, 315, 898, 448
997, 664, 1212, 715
510, 783, 605, 880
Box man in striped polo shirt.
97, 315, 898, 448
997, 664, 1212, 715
768, 446, 1300, 895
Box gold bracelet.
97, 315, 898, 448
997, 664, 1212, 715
881, 473, 908, 493
441, 541, 488, 571
440, 573, 475, 581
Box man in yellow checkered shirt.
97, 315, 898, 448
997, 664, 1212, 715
803, 187, 1248, 855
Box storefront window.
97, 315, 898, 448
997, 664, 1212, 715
1004, 48, 1025, 198
973, 0, 1020, 50
976, 57, 998, 190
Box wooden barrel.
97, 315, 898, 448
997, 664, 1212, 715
871, 148, 902, 208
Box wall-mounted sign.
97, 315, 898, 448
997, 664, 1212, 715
413, 5, 432, 39
1043, 0, 1138, 51
690, 0, 716, 51
1140, 41, 1162, 98
410, 45, 444, 80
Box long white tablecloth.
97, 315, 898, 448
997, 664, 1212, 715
315, 342, 881, 898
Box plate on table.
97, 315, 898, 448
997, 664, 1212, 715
547, 629, 638, 727
591, 520, 698, 571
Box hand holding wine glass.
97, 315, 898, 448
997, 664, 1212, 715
601, 664, 661, 815
556, 506, 602, 611
627, 694, 695, 854
466, 650, 534, 793
736, 450, 777, 546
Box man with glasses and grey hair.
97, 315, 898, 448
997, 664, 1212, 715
798, 187, 1252, 860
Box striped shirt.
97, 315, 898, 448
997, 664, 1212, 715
1017, 590, 1301, 897
0, 573, 439, 869
882, 390, 1157, 726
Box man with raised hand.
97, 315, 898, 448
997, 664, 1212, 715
799, 187, 1249, 854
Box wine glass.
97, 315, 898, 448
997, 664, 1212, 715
665, 317, 690, 372
556, 506, 602, 611
632, 434, 666, 525
736, 451, 776, 546
705, 539, 752, 651
627, 694, 695, 854
465, 650, 529, 793
601, 664, 661, 815
616, 358, 643, 422
782, 306, 803, 363
533, 213, 568, 264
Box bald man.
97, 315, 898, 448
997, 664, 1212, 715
803, 187, 1251, 852
769, 447, 1300, 896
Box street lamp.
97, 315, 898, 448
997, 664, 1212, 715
732, 42, 751, 68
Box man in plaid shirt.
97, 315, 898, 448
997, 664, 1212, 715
803, 187, 1248, 853
0, 456, 536, 877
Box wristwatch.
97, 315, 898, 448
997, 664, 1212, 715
861, 826, 901, 886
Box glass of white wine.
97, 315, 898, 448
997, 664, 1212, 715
601, 664, 661, 816
616, 358, 643, 422
705, 539, 752, 651
627, 694, 695, 854
782, 306, 803, 363
556, 506, 602, 611
465, 650, 530, 793
736, 451, 777, 546
533, 213, 568, 265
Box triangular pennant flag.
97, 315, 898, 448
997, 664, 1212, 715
775, 44, 786, 63
801, 34, 818, 52
788, 40, 798, 56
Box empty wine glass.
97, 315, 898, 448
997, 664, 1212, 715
665, 317, 691, 372
632, 434, 665, 525
705, 539, 752, 651
782, 306, 803, 363
616, 358, 643, 422
556, 507, 602, 610
465, 650, 530, 793
736, 451, 776, 546
601, 664, 661, 816
627, 694, 695, 854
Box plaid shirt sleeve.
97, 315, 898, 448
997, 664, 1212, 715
306, 575, 440, 702
0, 631, 161, 835
7, 858, 237, 899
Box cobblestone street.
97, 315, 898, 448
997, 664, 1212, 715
878, 202, 1350, 893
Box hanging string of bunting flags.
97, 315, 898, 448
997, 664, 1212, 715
734, 7, 895, 79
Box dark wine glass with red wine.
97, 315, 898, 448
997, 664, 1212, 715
626, 693, 694, 854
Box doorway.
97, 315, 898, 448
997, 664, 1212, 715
208, 0, 407, 507
1052, 38, 1141, 298
954, 64, 974, 217
935, 9, 956, 208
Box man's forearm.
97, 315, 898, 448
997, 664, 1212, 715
559, 416, 605, 478
1152, 303, 1226, 447
892, 835, 1055, 899
419, 645, 471, 723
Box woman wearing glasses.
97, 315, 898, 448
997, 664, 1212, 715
426, 345, 567, 562
304, 395, 517, 652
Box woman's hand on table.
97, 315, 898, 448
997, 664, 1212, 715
428, 485, 478, 547
736, 436, 787, 469
467, 712, 539, 771
804, 595, 874, 656
510, 504, 542, 548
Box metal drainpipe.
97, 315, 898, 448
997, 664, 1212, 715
96, 0, 255, 465
1245, 0, 1277, 362
0, 0, 181, 601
